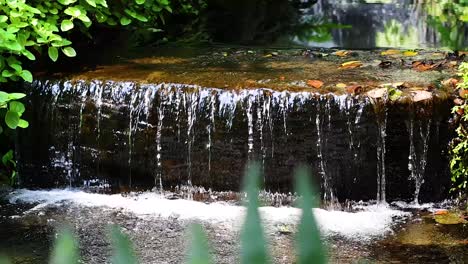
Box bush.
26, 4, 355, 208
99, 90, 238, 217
450, 62, 468, 198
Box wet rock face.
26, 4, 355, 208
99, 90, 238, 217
17, 80, 451, 202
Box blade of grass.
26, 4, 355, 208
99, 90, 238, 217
49, 228, 79, 264
110, 225, 139, 264
294, 166, 326, 264
186, 223, 212, 264
240, 162, 270, 264
0, 255, 11, 264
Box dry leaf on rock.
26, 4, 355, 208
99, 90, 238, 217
381, 49, 401, 56
307, 80, 324, 88
403, 50, 418, 56
334, 50, 349, 57
346, 85, 362, 95
340, 61, 363, 69
412, 90, 432, 102
367, 88, 387, 99
336, 83, 347, 88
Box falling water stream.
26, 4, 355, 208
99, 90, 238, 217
18, 80, 451, 203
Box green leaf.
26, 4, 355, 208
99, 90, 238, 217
9, 63, 22, 72
5, 111, 19, 129
22, 50, 36, 61
50, 229, 79, 264
240, 163, 269, 264
2, 150, 13, 167
61, 20, 74, 31
0, 255, 12, 264
0, 92, 9, 103
136, 0, 145, 4
120, 17, 132, 26
294, 167, 326, 264
9, 101, 25, 115
64, 7, 82, 17
186, 224, 212, 264
77, 14, 91, 23
49, 47, 59, 62
85, 0, 96, 7
110, 226, 138, 264
62, 47, 77, 57
20, 70, 33, 82
2, 70, 14, 78
0, 126, 3, 134
8, 93, 26, 100
17, 119, 29, 128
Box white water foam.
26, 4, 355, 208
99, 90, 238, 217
8, 189, 410, 239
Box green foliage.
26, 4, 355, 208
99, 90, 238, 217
50, 228, 80, 264
450, 62, 468, 195
427, 0, 468, 51
0, 91, 28, 185
186, 224, 212, 264
0, 0, 174, 82
240, 163, 270, 264
294, 167, 326, 264
110, 226, 139, 264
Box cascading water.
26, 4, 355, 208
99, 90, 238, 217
19, 80, 451, 203
370, 95, 388, 203
407, 116, 432, 204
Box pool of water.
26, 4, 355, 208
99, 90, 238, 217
1, 189, 466, 263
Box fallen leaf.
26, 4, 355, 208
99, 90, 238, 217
279, 76, 285, 81
334, 50, 349, 57
346, 85, 362, 95
459, 89, 468, 98
454, 98, 464, 105
381, 49, 401, 56
403, 50, 418, 56
434, 209, 449, 215
340, 60, 363, 69
441, 78, 459, 88
379, 61, 392, 68
379, 82, 405, 88
336, 83, 347, 88
367, 88, 387, 99
412, 90, 432, 102
307, 80, 324, 89
412, 61, 441, 71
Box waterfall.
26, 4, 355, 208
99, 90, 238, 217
20, 79, 450, 203
316, 96, 337, 207
407, 116, 431, 204
370, 96, 388, 204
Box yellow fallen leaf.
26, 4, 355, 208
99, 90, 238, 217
381, 49, 401, 56
340, 61, 363, 69
403, 50, 418, 56
334, 50, 349, 57
336, 83, 347, 88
